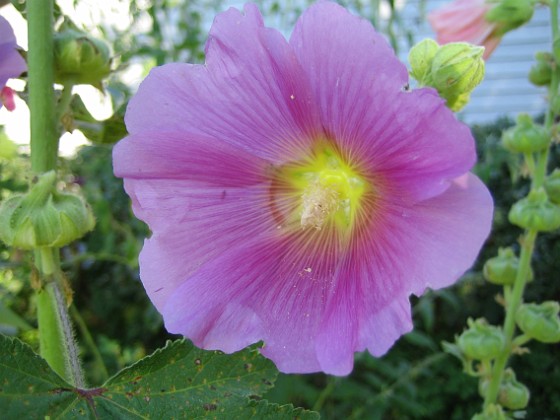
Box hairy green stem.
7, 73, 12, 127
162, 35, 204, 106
484, 230, 537, 407
27, 0, 85, 386
36, 282, 66, 379
70, 304, 109, 383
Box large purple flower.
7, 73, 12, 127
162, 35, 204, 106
113, 1, 493, 375
0, 15, 25, 110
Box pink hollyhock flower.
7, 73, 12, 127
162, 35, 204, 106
113, 1, 493, 375
0, 15, 25, 110
428, 0, 501, 59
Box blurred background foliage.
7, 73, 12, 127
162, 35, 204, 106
1, 0, 558, 419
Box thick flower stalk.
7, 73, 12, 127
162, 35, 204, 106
113, 1, 493, 375
0, 15, 26, 110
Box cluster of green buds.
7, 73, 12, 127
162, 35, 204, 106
409, 39, 485, 111
0, 171, 95, 249
54, 29, 112, 88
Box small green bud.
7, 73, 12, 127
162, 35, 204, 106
54, 29, 112, 87
471, 403, 508, 420
502, 114, 550, 154
457, 318, 505, 360
408, 39, 439, 85
509, 188, 560, 232
516, 301, 560, 343
486, 0, 535, 35
528, 52, 554, 87
0, 171, 95, 249
544, 169, 560, 204
497, 369, 530, 410
431, 43, 485, 111
483, 247, 533, 286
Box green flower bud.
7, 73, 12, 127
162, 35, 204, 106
544, 169, 560, 205
431, 43, 485, 111
0, 171, 95, 249
457, 318, 505, 360
509, 188, 560, 232
54, 29, 112, 87
497, 369, 530, 410
483, 247, 533, 286
516, 301, 560, 343
408, 39, 439, 85
502, 114, 550, 154
528, 52, 553, 87
486, 0, 535, 35
471, 403, 508, 420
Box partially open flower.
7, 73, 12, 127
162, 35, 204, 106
113, 2, 493, 375
428, 0, 500, 60
0, 15, 26, 110
428, 0, 534, 60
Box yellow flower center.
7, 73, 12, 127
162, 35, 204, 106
272, 142, 367, 232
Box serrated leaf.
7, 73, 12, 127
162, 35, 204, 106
97, 339, 279, 417
0, 334, 77, 417
0, 335, 318, 419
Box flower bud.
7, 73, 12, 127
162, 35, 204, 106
472, 403, 508, 420
498, 369, 530, 410
431, 43, 485, 111
544, 169, 560, 205
457, 318, 505, 360
54, 29, 112, 87
483, 247, 533, 286
408, 39, 439, 85
502, 114, 550, 154
485, 0, 535, 35
516, 301, 560, 343
528, 52, 553, 87
0, 171, 95, 249
508, 188, 560, 232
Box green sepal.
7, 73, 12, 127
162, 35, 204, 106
457, 318, 505, 361
0, 171, 95, 249
502, 114, 550, 154
508, 188, 560, 232
516, 301, 560, 343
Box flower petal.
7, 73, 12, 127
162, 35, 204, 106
359, 173, 493, 303
290, 3, 475, 202
369, 88, 477, 203
125, 4, 321, 161
113, 132, 268, 186
160, 228, 353, 374
290, 1, 408, 144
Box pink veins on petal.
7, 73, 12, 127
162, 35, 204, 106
113, 1, 493, 375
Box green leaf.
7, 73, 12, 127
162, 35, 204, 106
0, 333, 76, 417
0, 335, 318, 419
